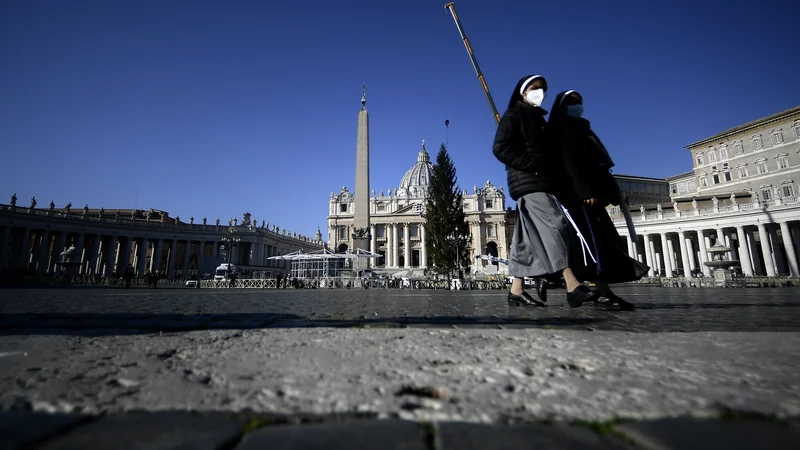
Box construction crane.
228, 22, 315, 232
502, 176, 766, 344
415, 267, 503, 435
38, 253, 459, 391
444, 2, 501, 125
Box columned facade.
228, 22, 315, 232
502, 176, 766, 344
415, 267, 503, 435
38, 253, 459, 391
0, 206, 325, 279
613, 199, 799, 278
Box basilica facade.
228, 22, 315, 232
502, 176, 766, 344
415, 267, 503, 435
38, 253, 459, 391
327, 141, 510, 273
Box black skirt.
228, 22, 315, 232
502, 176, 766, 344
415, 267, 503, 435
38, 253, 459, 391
569, 203, 650, 284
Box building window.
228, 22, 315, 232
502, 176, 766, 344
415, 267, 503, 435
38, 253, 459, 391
737, 165, 748, 178
377, 226, 386, 238
708, 150, 717, 162
410, 224, 419, 237
732, 141, 744, 156
699, 176, 708, 187
712, 173, 720, 184
377, 203, 385, 212
463, 202, 470, 210
338, 227, 348, 240
719, 145, 728, 159
771, 129, 783, 145
783, 185, 795, 198
756, 159, 768, 174
751, 134, 763, 150
487, 224, 496, 238
793, 121, 800, 140
610, 206, 620, 215
670, 183, 678, 194
695, 153, 704, 166
762, 188, 772, 201
485, 199, 493, 209
339, 203, 348, 213
776, 154, 789, 170
723, 171, 732, 182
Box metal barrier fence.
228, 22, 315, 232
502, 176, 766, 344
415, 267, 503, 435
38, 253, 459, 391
198, 277, 508, 290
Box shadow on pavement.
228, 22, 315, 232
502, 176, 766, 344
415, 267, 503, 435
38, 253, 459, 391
0, 312, 604, 336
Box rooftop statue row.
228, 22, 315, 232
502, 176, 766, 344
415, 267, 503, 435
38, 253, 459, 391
331, 180, 505, 202
4, 194, 323, 245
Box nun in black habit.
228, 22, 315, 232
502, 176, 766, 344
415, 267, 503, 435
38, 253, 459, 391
492, 75, 599, 308
548, 90, 649, 310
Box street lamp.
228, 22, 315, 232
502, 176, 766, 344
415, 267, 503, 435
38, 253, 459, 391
446, 232, 467, 279
220, 228, 241, 265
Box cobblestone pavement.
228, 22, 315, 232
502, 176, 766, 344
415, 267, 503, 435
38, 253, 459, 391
0, 286, 799, 448
3, 411, 800, 450
1, 285, 799, 333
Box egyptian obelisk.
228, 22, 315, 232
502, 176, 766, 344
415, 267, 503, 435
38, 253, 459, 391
353, 84, 371, 254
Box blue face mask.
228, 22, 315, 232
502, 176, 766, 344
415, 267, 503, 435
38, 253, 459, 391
566, 104, 584, 118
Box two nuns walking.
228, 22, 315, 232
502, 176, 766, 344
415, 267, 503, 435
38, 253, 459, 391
492, 75, 648, 310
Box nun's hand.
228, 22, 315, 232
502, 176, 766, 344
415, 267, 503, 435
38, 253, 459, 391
583, 197, 597, 206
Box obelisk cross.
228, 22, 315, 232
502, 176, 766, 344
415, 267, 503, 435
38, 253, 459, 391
361, 83, 367, 109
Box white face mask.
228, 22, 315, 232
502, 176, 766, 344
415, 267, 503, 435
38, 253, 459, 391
524, 89, 545, 107
566, 104, 584, 118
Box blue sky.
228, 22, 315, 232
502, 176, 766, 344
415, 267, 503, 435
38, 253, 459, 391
1, 0, 795, 238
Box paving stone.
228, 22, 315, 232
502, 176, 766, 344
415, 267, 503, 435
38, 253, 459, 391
0, 412, 87, 450
37, 412, 245, 450
616, 418, 800, 450
437, 422, 629, 449
235, 419, 428, 450
1, 286, 799, 333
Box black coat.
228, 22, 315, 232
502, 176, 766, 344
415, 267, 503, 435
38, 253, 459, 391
492, 101, 568, 201
551, 117, 621, 207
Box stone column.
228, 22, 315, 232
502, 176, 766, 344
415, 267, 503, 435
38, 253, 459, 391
370, 224, 376, 254
35, 230, 50, 275
420, 223, 427, 268
136, 239, 149, 275
626, 235, 635, 259
659, 233, 673, 277
715, 227, 725, 246
103, 236, 118, 276
696, 230, 711, 277
779, 222, 799, 276
678, 231, 691, 277
118, 237, 132, 272
384, 226, 392, 267
736, 226, 754, 276
181, 241, 192, 277
666, 236, 677, 275
18, 227, 31, 269
73, 233, 86, 274
51, 232, 67, 274
167, 239, 178, 279
746, 230, 763, 275
757, 224, 776, 276
0, 226, 10, 271
642, 234, 654, 276
403, 223, 411, 268
198, 241, 206, 275
87, 235, 102, 275
391, 224, 397, 268
498, 221, 508, 260
685, 236, 696, 272
150, 240, 163, 273
768, 228, 786, 275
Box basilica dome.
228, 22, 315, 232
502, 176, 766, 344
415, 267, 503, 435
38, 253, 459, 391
397, 141, 433, 198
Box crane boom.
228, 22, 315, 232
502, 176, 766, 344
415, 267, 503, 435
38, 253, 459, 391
444, 2, 501, 125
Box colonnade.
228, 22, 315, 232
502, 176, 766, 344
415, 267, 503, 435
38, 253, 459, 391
621, 220, 800, 277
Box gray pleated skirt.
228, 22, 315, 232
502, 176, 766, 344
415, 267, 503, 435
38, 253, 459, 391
508, 192, 575, 277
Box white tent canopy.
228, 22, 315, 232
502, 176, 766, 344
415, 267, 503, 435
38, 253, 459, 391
268, 248, 383, 278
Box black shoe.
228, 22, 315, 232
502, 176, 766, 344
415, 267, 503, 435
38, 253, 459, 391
596, 292, 636, 311
566, 285, 598, 308
535, 278, 548, 303
508, 291, 545, 307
